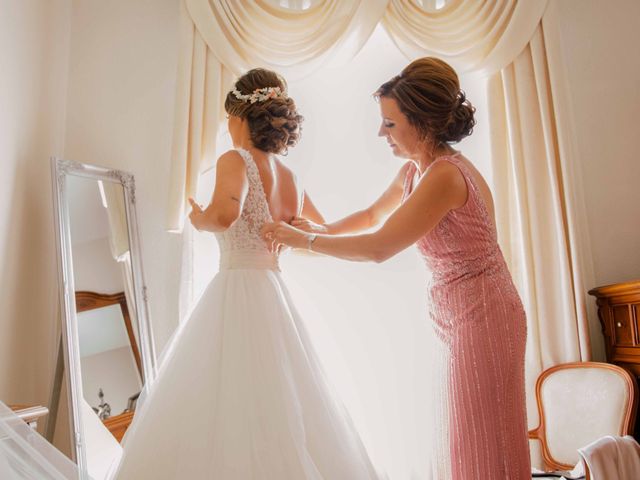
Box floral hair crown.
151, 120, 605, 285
231, 86, 287, 104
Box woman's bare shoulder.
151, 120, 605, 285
273, 156, 300, 187
217, 149, 247, 167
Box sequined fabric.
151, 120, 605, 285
403, 154, 530, 479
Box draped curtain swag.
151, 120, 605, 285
168, 0, 546, 232
103, 183, 139, 346
169, 0, 595, 460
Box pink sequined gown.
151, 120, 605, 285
403, 153, 530, 479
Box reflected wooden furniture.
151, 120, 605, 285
75, 291, 142, 377
528, 362, 638, 472
9, 404, 49, 430
102, 411, 134, 442
75, 290, 141, 443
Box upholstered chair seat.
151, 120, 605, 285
528, 362, 638, 471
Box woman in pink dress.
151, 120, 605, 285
262, 57, 531, 479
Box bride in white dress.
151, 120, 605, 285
113, 69, 382, 479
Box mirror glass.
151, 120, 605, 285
48, 160, 156, 480
76, 296, 142, 425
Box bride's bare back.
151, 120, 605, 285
188, 147, 306, 234
249, 148, 301, 223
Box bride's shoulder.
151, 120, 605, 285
273, 156, 296, 180
217, 149, 248, 167
215, 150, 249, 179
273, 157, 303, 196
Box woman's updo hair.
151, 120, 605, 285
375, 57, 476, 144
224, 68, 303, 155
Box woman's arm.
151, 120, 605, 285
189, 150, 248, 232
292, 162, 413, 235
298, 192, 326, 224
262, 161, 467, 262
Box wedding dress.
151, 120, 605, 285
114, 149, 381, 479
0, 401, 78, 480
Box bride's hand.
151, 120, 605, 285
188, 197, 205, 231
262, 221, 311, 252
290, 217, 328, 234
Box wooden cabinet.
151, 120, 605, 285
103, 411, 134, 442
589, 280, 640, 375
589, 280, 640, 440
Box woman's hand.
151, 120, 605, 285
261, 221, 312, 252
188, 197, 206, 231
290, 216, 329, 234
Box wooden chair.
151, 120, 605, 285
528, 361, 638, 475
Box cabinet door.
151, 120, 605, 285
612, 305, 636, 346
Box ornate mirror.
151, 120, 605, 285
47, 158, 157, 480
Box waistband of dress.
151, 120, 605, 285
429, 247, 503, 283
219, 250, 280, 271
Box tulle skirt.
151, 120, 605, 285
113, 264, 381, 479
0, 401, 78, 480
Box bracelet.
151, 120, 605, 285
307, 234, 318, 250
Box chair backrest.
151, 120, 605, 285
530, 362, 638, 470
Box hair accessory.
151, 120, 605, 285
231, 86, 287, 104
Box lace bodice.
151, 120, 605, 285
215, 149, 274, 261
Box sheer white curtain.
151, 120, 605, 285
102, 182, 139, 348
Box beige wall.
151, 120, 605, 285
545, 0, 640, 359
0, 0, 181, 455
73, 237, 124, 293
80, 346, 141, 415
63, 0, 183, 353
554, 0, 640, 287
0, 0, 71, 405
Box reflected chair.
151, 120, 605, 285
528, 361, 638, 474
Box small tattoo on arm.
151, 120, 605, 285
230, 196, 240, 203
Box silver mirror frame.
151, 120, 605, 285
49, 157, 157, 478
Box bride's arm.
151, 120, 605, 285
262, 161, 467, 262
292, 162, 413, 235
188, 151, 248, 232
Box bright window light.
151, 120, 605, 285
97, 180, 108, 209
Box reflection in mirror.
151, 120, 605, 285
76, 291, 142, 440
48, 159, 156, 480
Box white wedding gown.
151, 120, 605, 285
114, 149, 382, 479
0, 401, 79, 480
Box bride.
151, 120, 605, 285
113, 68, 382, 479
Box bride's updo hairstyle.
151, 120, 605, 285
375, 57, 476, 144
224, 68, 303, 155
